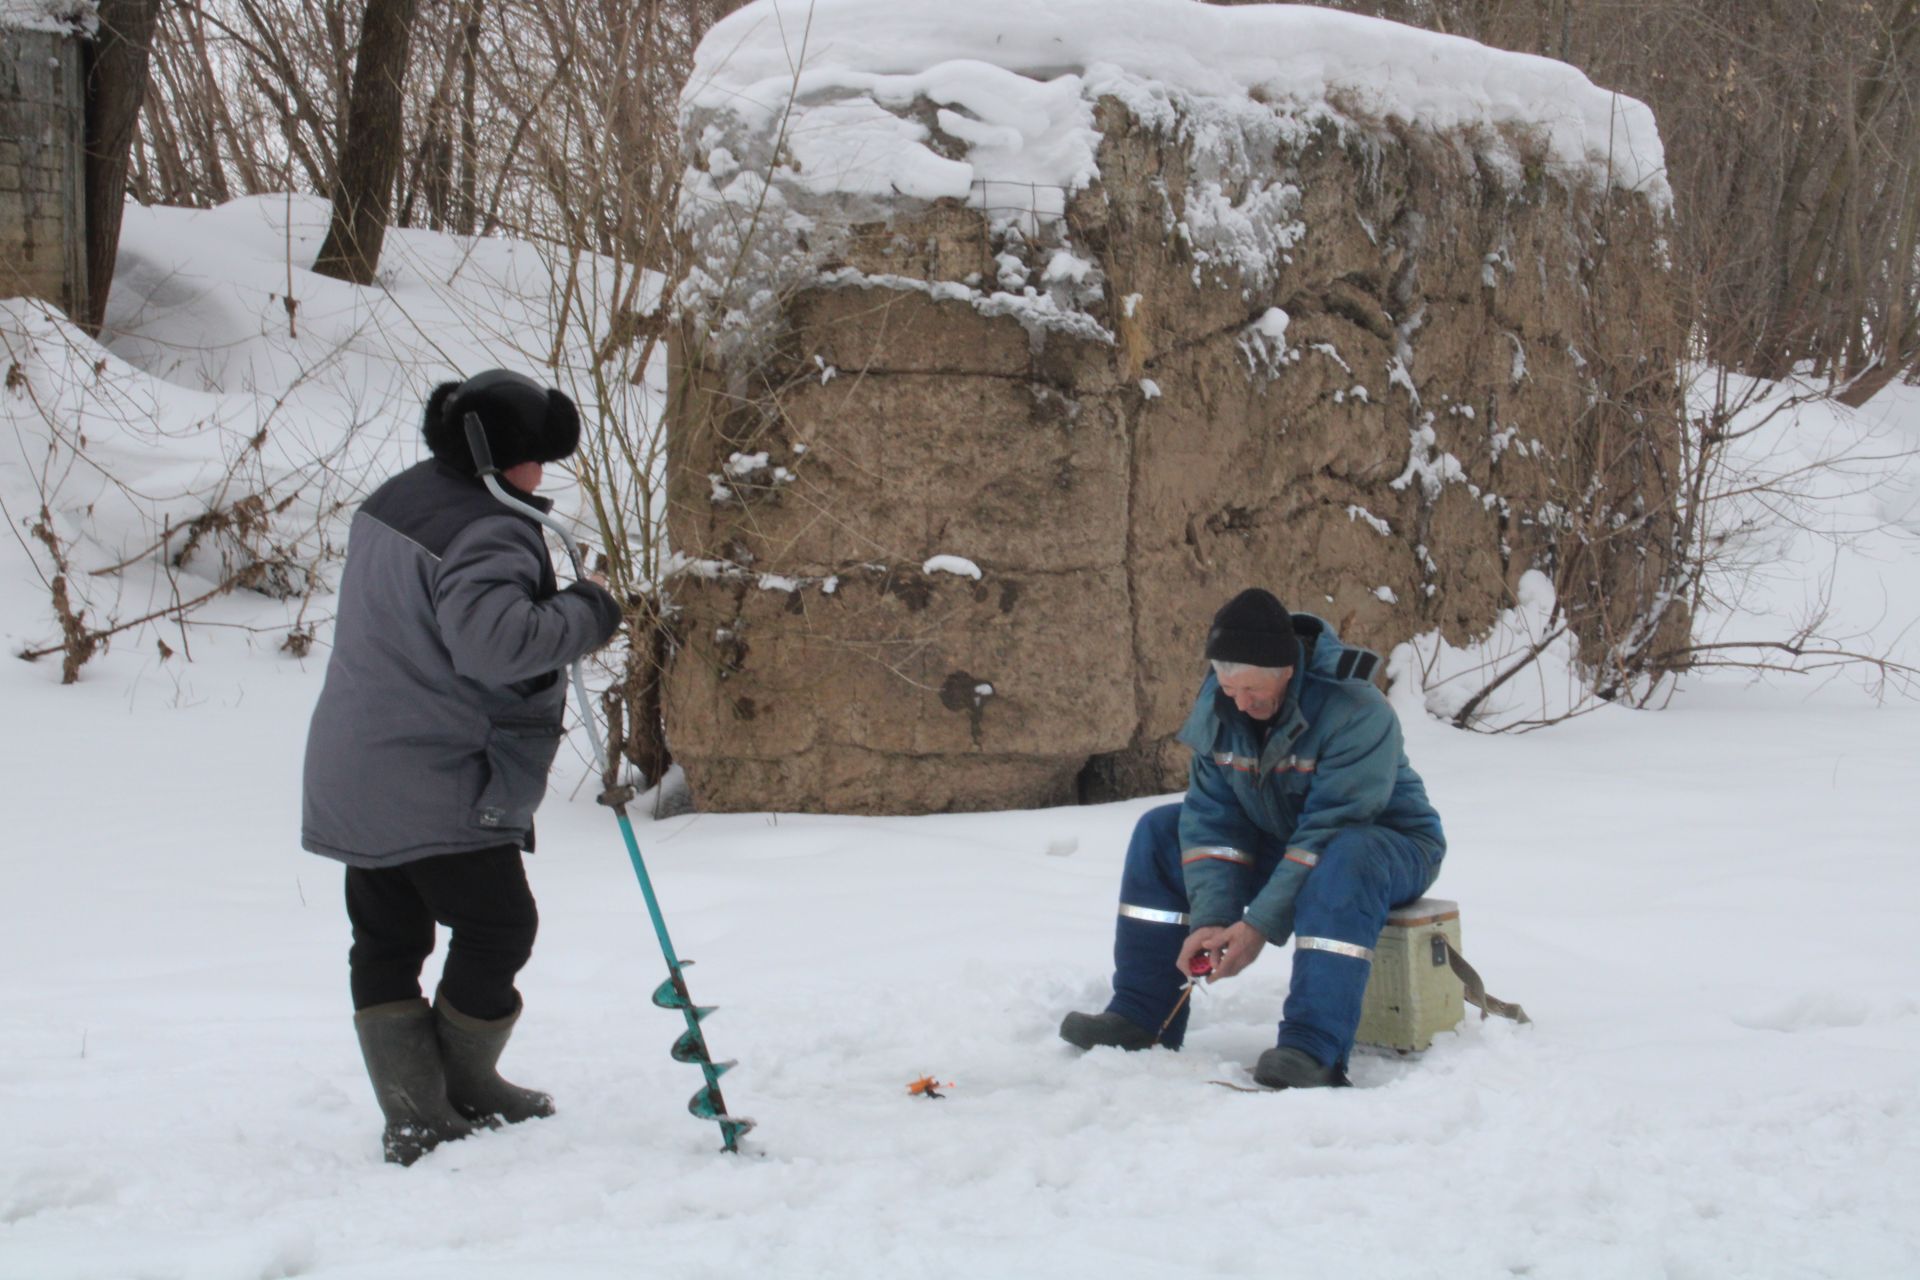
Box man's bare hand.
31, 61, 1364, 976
1210, 920, 1267, 980
1176, 927, 1226, 979
1177, 922, 1266, 981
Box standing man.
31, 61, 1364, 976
1061, 588, 1445, 1088
303, 369, 623, 1164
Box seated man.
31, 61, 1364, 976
1061, 588, 1445, 1087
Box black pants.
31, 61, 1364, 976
345, 845, 537, 1019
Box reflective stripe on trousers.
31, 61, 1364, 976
1295, 935, 1374, 961
1278, 824, 1440, 1069
1118, 903, 1188, 926
1104, 803, 1198, 1048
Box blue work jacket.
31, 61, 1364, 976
1175, 614, 1445, 940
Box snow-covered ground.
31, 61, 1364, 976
2, 9, 1918, 1266
4, 602, 1918, 1278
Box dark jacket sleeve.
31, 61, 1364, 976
432, 515, 622, 686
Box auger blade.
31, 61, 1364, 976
686, 1067, 739, 1119
670, 1026, 714, 1064
718, 1116, 756, 1152
659, 1000, 718, 1023
650, 962, 702, 1010
641, 952, 752, 1150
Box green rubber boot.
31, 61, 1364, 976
354, 998, 479, 1165
434, 992, 556, 1125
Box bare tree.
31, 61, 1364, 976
312, 0, 422, 283
82, 0, 163, 332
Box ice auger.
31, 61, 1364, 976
464, 413, 754, 1153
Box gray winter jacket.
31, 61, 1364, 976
302, 460, 622, 868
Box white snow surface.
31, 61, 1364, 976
0, 196, 666, 624
4, 603, 1918, 1277
687, 0, 1669, 205
0, 0, 93, 33
676, 0, 1667, 363
5, 208, 1920, 1277
922, 554, 983, 579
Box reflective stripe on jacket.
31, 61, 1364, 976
1174, 613, 1444, 940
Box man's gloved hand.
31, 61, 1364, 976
1176, 921, 1268, 982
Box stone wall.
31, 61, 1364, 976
666, 102, 1684, 814
0, 29, 86, 317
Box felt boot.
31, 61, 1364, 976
1252, 1045, 1351, 1089
1059, 1010, 1157, 1052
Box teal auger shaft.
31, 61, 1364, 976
461, 411, 753, 1155
611, 801, 754, 1154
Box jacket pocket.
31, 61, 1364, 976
507, 669, 561, 700
1270, 767, 1312, 825
473, 717, 564, 833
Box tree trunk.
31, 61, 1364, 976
82, 0, 162, 333
312, 0, 421, 285
458, 0, 481, 235
1763, 0, 1920, 375
1837, 154, 1920, 408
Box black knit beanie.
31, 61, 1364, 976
422, 369, 582, 475
1204, 588, 1299, 670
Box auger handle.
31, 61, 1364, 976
462, 411, 609, 775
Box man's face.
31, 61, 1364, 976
1218, 666, 1292, 721
502, 460, 545, 492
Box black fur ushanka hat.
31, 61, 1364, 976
423, 369, 581, 475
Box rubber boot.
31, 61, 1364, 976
434, 992, 555, 1124
1059, 1009, 1157, 1051
1252, 1045, 1351, 1090
354, 998, 479, 1165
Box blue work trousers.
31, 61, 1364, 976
1103, 803, 1440, 1065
